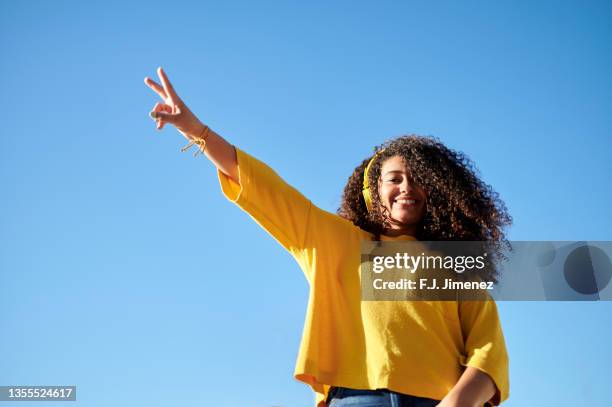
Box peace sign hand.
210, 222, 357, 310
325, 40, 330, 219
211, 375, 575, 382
144, 67, 205, 139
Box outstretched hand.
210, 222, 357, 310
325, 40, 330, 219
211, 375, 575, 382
144, 67, 205, 139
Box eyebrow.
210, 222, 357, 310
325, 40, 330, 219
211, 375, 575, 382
383, 170, 405, 176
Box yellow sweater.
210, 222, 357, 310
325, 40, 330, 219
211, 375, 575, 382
217, 148, 509, 406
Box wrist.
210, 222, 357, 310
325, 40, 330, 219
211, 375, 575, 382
186, 121, 208, 140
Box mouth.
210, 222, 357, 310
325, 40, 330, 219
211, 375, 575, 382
394, 198, 418, 206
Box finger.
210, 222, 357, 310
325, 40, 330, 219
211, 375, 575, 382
157, 67, 180, 103
149, 103, 172, 119
150, 103, 162, 125
144, 77, 167, 100
155, 105, 169, 130
151, 110, 180, 123
152, 102, 172, 113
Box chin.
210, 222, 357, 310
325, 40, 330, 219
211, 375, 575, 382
391, 215, 425, 231
392, 213, 420, 225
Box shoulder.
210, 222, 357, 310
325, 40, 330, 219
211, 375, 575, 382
306, 205, 372, 243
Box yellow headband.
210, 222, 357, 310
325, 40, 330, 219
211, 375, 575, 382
362, 150, 384, 212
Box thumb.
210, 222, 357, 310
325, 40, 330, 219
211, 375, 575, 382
149, 109, 180, 123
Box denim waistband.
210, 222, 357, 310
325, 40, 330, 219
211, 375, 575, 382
327, 386, 388, 401
327, 387, 491, 407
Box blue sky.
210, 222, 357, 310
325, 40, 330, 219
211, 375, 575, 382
1, 1, 611, 406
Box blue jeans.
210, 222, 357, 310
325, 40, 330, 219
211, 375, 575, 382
327, 387, 494, 407
326, 387, 440, 407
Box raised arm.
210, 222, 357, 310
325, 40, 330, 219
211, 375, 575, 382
143, 68, 362, 284
144, 67, 239, 182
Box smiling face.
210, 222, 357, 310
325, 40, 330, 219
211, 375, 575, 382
377, 155, 427, 236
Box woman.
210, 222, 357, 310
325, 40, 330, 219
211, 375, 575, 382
144, 67, 511, 407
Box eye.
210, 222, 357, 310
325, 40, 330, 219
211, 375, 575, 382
386, 177, 402, 183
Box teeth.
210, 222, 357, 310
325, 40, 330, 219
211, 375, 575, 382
396, 199, 416, 204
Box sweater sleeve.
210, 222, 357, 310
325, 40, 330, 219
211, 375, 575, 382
459, 299, 509, 405
217, 147, 314, 278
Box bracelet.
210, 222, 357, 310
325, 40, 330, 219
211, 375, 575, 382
181, 125, 211, 157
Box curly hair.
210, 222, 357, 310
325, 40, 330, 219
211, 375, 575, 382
338, 134, 512, 282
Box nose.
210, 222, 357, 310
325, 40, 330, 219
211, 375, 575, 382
400, 178, 416, 194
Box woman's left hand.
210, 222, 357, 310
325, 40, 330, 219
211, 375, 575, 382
436, 366, 495, 407
436, 393, 479, 407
